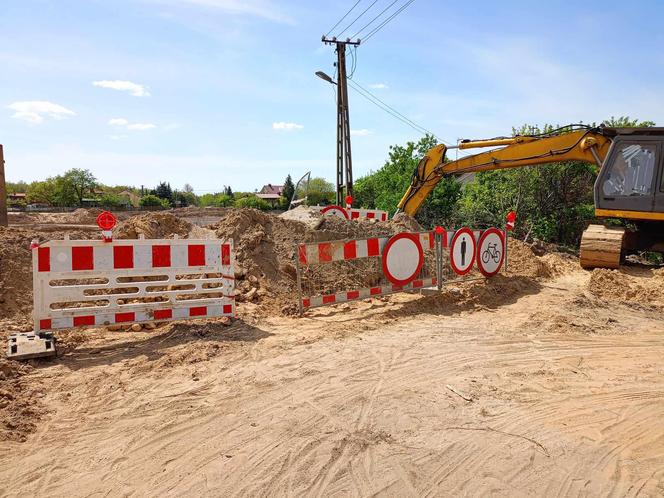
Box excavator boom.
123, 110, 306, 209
397, 128, 612, 216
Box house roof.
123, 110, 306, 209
259, 184, 284, 195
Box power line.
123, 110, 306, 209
350, 0, 400, 40
325, 0, 362, 38
362, 0, 417, 43
337, 0, 379, 38
347, 79, 450, 143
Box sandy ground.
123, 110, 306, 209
1, 266, 664, 496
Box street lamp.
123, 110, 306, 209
315, 70, 336, 85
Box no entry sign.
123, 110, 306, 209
449, 227, 476, 275
381, 233, 424, 285
477, 228, 505, 276
320, 205, 349, 219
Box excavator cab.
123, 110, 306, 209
595, 131, 664, 216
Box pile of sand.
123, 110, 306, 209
587, 267, 664, 308
115, 212, 192, 239
506, 238, 578, 279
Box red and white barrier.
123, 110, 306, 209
33, 238, 235, 332
298, 232, 434, 265
312, 205, 388, 222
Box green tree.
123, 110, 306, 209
27, 176, 77, 206
602, 116, 656, 128
199, 193, 234, 207
305, 177, 335, 206
282, 174, 295, 203
354, 134, 461, 227
235, 195, 271, 210
140, 194, 168, 208
153, 182, 173, 205
62, 168, 97, 206
99, 193, 129, 209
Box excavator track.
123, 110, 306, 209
579, 224, 625, 269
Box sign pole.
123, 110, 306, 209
0, 145, 8, 227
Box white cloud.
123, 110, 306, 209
368, 83, 388, 89
108, 118, 129, 126
272, 121, 303, 131
143, 0, 293, 23
109, 117, 156, 131
7, 101, 75, 123
93, 80, 151, 97
351, 129, 372, 136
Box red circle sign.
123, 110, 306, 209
320, 205, 349, 219
449, 227, 476, 276
96, 211, 117, 230
381, 233, 424, 286
345, 195, 353, 207
476, 228, 505, 277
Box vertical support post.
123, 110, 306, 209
0, 145, 7, 227
335, 47, 344, 206
504, 228, 509, 273
337, 45, 353, 201
435, 232, 443, 290
295, 243, 304, 316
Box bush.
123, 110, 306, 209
234, 195, 271, 210
199, 193, 234, 207
99, 194, 129, 209
140, 194, 169, 208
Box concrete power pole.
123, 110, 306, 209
321, 36, 359, 205
0, 145, 7, 227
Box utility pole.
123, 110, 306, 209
0, 145, 7, 227
321, 36, 359, 205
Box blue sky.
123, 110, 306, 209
1, 0, 662, 192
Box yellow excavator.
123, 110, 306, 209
396, 124, 664, 269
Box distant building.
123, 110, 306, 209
256, 184, 284, 206
8, 192, 27, 203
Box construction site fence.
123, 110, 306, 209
33, 236, 235, 332
296, 228, 508, 313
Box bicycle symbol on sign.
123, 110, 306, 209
481, 242, 502, 264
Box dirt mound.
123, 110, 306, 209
115, 212, 192, 239
586, 267, 664, 308
0, 359, 44, 442
208, 209, 420, 311
506, 238, 577, 279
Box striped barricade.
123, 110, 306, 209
295, 227, 509, 313
296, 232, 437, 312
311, 205, 388, 221
33, 238, 235, 331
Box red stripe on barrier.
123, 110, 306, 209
322, 294, 336, 304
370, 287, 382, 295
382, 212, 387, 221
188, 244, 205, 266
351, 211, 360, 219
190, 306, 207, 317
72, 246, 94, 271
39, 319, 51, 330
73, 315, 95, 327
152, 245, 171, 267
367, 238, 379, 257
221, 244, 231, 265
115, 312, 135, 323
429, 232, 435, 249
38, 247, 50, 272
367, 212, 375, 219
391, 284, 403, 291
113, 246, 134, 269
318, 243, 332, 263
343, 240, 357, 260
412, 279, 424, 288
347, 290, 360, 300
298, 245, 307, 265
432, 277, 437, 286
223, 304, 232, 314
154, 309, 172, 320
302, 298, 310, 308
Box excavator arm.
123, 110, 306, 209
397, 127, 613, 216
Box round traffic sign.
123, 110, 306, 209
96, 211, 117, 230
320, 205, 349, 219
381, 233, 424, 285
477, 228, 505, 276
345, 195, 353, 207
449, 227, 476, 276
